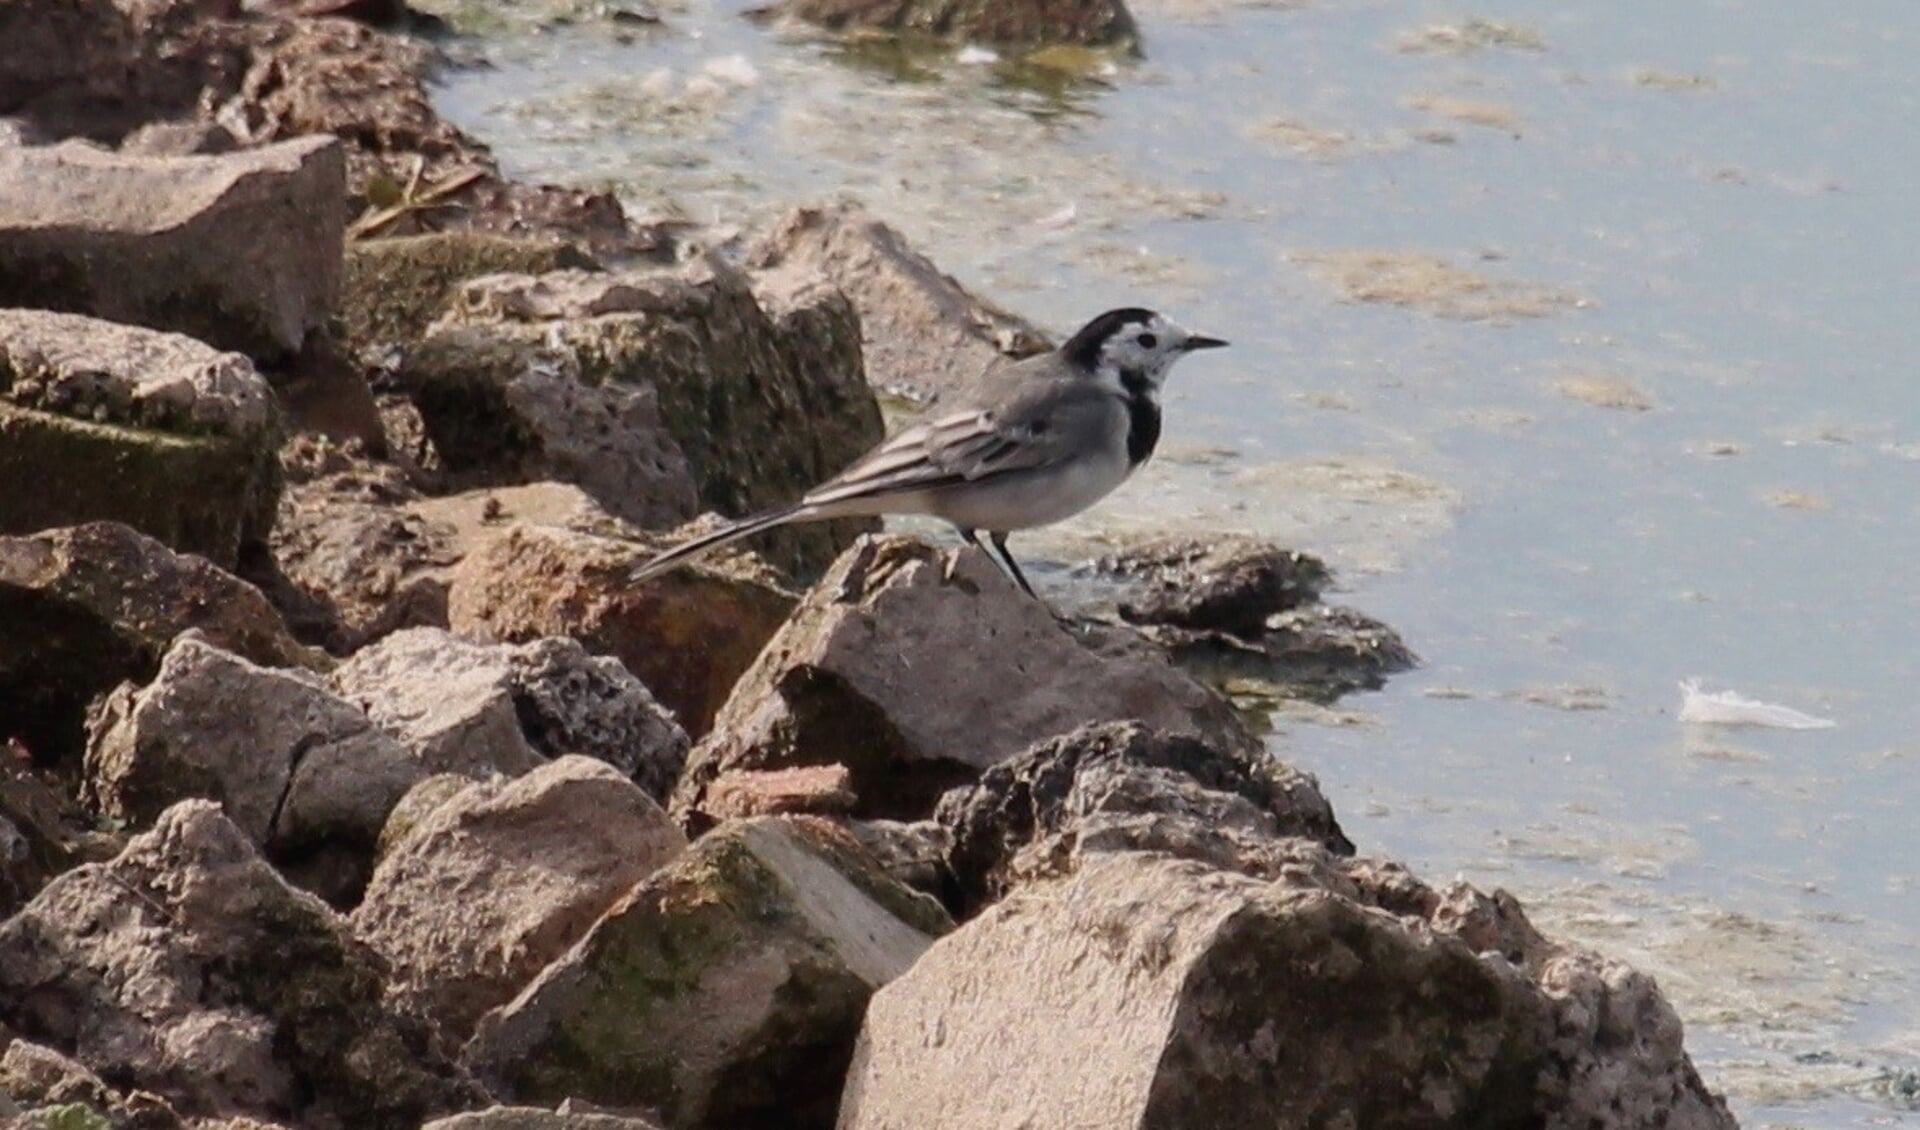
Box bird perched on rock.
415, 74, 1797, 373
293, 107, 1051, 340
630, 307, 1227, 598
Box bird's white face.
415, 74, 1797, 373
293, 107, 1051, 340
1095, 313, 1227, 390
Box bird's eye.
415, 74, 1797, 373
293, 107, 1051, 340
1137, 332, 1158, 349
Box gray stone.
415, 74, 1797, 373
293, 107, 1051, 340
746, 203, 1048, 404
397, 327, 701, 531
934, 720, 1352, 916
0, 800, 482, 1127
419, 256, 883, 578
0, 310, 281, 565
676, 535, 1257, 824
351, 757, 686, 1041
82, 632, 423, 902
0, 522, 312, 763
0, 137, 345, 359
465, 816, 949, 1130
327, 627, 544, 779
329, 627, 690, 796
838, 851, 1735, 1130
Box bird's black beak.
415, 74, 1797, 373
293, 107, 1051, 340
1183, 334, 1229, 351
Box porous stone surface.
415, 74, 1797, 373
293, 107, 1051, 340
746, 203, 1048, 404
418, 257, 882, 577
0, 800, 483, 1128
82, 633, 421, 901
329, 626, 691, 799
396, 326, 701, 531
839, 851, 1736, 1130
675, 536, 1257, 825
0, 310, 281, 564
934, 720, 1353, 916
0, 522, 311, 763
0, 137, 345, 358
447, 521, 795, 739
351, 757, 687, 1041
464, 816, 949, 1130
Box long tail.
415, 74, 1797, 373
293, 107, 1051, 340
630, 503, 808, 583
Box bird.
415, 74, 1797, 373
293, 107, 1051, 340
629, 307, 1227, 598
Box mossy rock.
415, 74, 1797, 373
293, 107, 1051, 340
465, 816, 947, 1129
340, 232, 599, 354
0, 401, 279, 567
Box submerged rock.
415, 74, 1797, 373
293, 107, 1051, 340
1102, 535, 1415, 701
418, 258, 882, 577
0, 800, 483, 1127
0, 137, 345, 360
676, 535, 1256, 826
746, 202, 1048, 403
352, 758, 687, 1042
0, 310, 281, 565
758, 0, 1139, 50
839, 850, 1736, 1130
464, 816, 949, 1129
0, 522, 312, 763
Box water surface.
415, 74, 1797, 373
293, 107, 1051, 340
432, 1, 1920, 1121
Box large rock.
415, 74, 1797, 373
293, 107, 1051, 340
760, 0, 1139, 50
417, 257, 883, 577
82, 632, 422, 901
0, 522, 312, 763
351, 757, 686, 1041
935, 720, 1352, 915
0, 310, 281, 565
0, 800, 483, 1128
0, 137, 345, 359
330, 627, 691, 802
839, 851, 1735, 1130
396, 325, 701, 531
267, 459, 458, 653
746, 203, 1048, 404
447, 521, 795, 739
675, 536, 1257, 825
465, 816, 950, 1129
340, 231, 597, 356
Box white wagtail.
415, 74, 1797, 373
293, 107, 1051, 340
631, 307, 1227, 597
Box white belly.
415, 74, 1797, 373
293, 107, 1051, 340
917, 449, 1134, 531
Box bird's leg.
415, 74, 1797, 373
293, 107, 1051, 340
988, 531, 1040, 600
948, 527, 983, 583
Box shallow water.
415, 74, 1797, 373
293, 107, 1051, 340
431, 1, 1920, 1121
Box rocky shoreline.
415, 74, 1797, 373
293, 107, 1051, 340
2, 1, 1735, 1127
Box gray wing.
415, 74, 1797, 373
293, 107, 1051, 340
803, 368, 1119, 508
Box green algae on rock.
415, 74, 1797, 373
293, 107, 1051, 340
464, 816, 948, 1130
